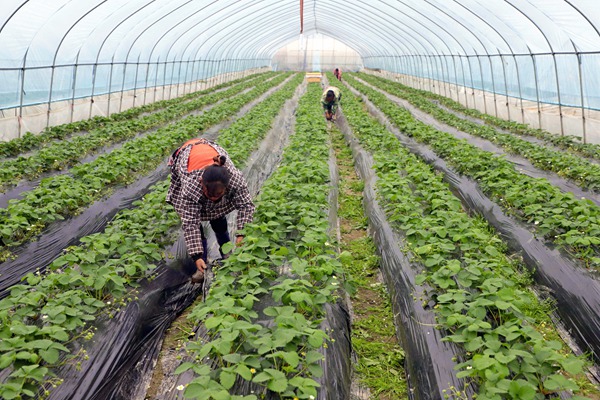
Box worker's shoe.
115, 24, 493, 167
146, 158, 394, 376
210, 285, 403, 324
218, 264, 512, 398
191, 269, 205, 284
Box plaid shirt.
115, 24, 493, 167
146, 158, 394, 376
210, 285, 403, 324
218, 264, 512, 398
166, 138, 255, 258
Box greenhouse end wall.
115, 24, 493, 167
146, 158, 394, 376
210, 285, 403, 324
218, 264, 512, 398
0, 67, 269, 142
366, 69, 600, 145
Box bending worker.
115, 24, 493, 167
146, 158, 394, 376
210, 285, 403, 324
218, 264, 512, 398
321, 86, 342, 121
333, 68, 342, 81
167, 137, 255, 283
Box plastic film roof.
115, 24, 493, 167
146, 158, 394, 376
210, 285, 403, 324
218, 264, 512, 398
2, 0, 599, 68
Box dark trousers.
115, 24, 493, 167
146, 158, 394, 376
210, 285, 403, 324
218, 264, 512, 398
199, 215, 231, 261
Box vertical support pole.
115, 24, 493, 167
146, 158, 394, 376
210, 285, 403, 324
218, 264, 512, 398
107, 59, 115, 116
500, 54, 511, 122
142, 60, 151, 106
132, 55, 140, 108
161, 60, 169, 101
154, 58, 161, 103
513, 54, 525, 124
531, 53, 543, 130
551, 52, 565, 136
18, 59, 27, 138
70, 62, 78, 123
119, 61, 128, 113
576, 51, 587, 143
168, 60, 177, 100
89, 63, 97, 119
488, 55, 499, 118
46, 64, 56, 129
476, 55, 488, 115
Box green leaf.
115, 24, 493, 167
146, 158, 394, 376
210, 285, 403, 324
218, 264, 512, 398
543, 374, 579, 391
472, 355, 495, 371
560, 357, 584, 375
174, 362, 196, 375
305, 350, 324, 364
39, 348, 60, 364
220, 371, 236, 390
494, 300, 511, 310
236, 364, 252, 381
0, 354, 14, 369
184, 382, 208, 398
252, 372, 270, 383
485, 246, 500, 257
45, 327, 69, 341
308, 363, 323, 378
508, 380, 537, 400
236, 253, 255, 263
464, 337, 484, 352
221, 242, 234, 255
281, 351, 300, 368
267, 376, 288, 393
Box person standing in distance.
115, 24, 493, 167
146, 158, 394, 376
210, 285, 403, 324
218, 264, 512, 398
167, 138, 255, 283
321, 86, 342, 121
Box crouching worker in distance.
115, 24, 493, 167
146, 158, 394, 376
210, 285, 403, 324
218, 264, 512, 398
321, 86, 342, 121
167, 138, 255, 283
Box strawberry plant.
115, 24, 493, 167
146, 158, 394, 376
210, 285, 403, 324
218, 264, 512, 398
177, 83, 346, 399
337, 72, 591, 399
0, 73, 304, 400
344, 73, 600, 270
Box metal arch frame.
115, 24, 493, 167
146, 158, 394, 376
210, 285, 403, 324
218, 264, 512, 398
116, 0, 221, 111
315, 1, 433, 56
92, 0, 224, 111
375, 0, 475, 99
352, 0, 468, 98
129, 1, 294, 102
5, 0, 73, 136
299, 4, 381, 57
4, 0, 32, 137
86, 1, 159, 117
339, 0, 448, 96
311, 0, 439, 80
74, 1, 157, 119
262, 30, 369, 72
419, 0, 497, 116
308, 3, 414, 60
0, 1, 29, 35
124, 0, 228, 108
451, 0, 525, 123
504, 0, 564, 135
184, 4, 295, 64
558, 1, 600, 143
180, 5, 296, 89
181, 7, 293, 91
564, 1, 600, 143
45, 1, 109, 128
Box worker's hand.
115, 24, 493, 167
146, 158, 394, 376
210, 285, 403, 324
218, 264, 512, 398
195, 258, 207, 271
192, 259, 206, 283
235, 235, 244, 246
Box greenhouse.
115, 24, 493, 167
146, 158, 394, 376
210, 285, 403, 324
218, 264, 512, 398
1, 1, 600, 399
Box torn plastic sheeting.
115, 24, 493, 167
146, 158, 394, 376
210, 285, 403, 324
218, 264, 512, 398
390, 126, 600, 368
0, 77, 293, 298
338, 116, 472, 400
154, 95, 353, 400
45, 235, 204, 400
0, 75, 295, 297
0, 164, 169, 299
47, 80, 309, 399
